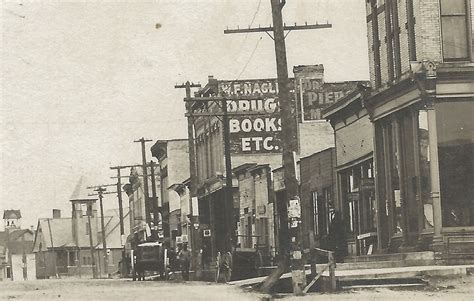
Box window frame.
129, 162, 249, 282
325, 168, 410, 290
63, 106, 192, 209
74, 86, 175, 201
439, 0, 471, 61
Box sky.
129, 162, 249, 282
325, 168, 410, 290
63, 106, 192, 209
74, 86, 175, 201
1, 0, 369, 229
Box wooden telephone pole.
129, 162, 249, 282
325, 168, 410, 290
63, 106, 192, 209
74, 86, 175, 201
175, 81, 203, 279
149, 160, 160, 240
87, 184, 116, 278
134, 138, 153, 227
110, 164, 138, 276
224, 0, 332, 294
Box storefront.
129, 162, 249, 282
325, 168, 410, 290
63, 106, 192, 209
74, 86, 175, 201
365, 62, 474, 260
234, 163, 276, 263
323, 88, 377, 256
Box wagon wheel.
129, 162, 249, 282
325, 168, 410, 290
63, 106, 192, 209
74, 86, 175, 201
222, 252, 232, 283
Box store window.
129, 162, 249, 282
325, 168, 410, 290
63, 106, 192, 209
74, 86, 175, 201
341, 170, 357, 234
437, 100, 474, 226
418, 110, 434, 228
440, 0, 470, 61
386, 122, 403, 233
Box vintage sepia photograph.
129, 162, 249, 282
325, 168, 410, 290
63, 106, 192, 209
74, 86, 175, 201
1, 0, 473, 300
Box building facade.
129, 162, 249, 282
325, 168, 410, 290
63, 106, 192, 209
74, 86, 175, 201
151, 139, 190, 249
1, 210, 36, 281
362, 0, 473, 260
33, 201, 129, 278
323, 90, 377, 256
299, 148, 338, 252
234, 163, 276, 264
189, 66, 366, 262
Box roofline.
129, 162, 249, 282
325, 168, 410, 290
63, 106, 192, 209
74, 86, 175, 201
299, 147, 335, 161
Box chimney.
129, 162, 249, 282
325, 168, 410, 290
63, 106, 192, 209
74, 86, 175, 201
53, 209, 61, 219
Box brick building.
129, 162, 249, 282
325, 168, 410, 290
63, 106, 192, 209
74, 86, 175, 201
361, 0, 473, 261
188, 65, 365, 262
299, 148, 338, 251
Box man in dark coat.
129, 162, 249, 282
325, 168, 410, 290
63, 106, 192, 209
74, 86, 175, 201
328, 211, 348, 263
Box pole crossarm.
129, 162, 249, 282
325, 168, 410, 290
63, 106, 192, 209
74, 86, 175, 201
224, 23, 331, 35
175, 82, 201, 89
86, 184, 116, 190
134, 138, 152, 143
110, 164, 143, 170
88, 191, 117, 196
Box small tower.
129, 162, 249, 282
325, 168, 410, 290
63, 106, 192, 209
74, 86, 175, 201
3, 209, 22, 231
69, 176, 99, 249
3, 209, 21, 231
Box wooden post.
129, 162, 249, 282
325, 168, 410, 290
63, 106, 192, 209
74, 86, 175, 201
328, 251, 336, 292
88, 214, 98, 279
134, 138, 153, 225
176, 81, 202, 279
97, 188, 109, 277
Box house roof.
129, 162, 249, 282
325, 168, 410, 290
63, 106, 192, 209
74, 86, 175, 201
7, 229, 34, 242
3, 210, 21, 219
37, 218, 74, 249
33, 207, 130, 252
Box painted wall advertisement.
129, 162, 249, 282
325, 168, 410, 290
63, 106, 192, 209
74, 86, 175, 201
217, 74, 362, 153
218, 79, 294, 154
296, 78, 359, 121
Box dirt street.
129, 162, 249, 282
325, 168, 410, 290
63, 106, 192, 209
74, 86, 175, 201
1, 275, 474, 301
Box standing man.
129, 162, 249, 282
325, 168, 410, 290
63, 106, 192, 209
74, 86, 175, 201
178, 243, 191, 281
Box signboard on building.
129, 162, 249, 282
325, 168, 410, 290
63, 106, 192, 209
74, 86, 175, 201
218, 79, 295, 154
360, 178, 375, 190
293, 65, 361, 121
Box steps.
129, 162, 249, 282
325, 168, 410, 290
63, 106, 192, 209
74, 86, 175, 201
230, 251, 474, 293
344, 251, 435, 263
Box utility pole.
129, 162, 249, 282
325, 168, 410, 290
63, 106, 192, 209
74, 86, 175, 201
96, 186, 109, 278
223, 0, 332, 294
110, 165, 130, 277
221, 96, 235, 253
176, 81, 203, 279
149, 160, 160, 240
269, 1, 305, 294
134, 138, 153, 227
87, 184, 116, 278
87, 214, 98, 279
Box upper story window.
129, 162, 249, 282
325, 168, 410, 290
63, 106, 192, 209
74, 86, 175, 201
440, 0, 470, 61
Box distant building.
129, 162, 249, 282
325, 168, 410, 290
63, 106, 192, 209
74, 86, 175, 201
32, 179, 130, 278
3, 210, 22, 231
151, 139, 190, 249
0, 210, 36, 281
123, 164, 160, 250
